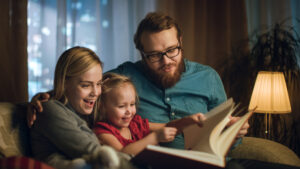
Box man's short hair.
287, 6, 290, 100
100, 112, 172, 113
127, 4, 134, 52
134, 12, 182, 52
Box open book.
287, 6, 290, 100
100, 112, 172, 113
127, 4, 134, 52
132, 98, 253, 169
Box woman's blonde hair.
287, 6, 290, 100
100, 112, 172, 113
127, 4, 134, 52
53, 46, 103, 104
97, 72, 139, 122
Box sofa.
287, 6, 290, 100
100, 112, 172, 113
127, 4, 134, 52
0, 102, 300, 168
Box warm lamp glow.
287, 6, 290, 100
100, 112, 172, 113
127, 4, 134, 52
249, 71, 291, 114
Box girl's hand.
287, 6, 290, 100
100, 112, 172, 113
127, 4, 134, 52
162, 113, 206, 135
155, 127, 177, 142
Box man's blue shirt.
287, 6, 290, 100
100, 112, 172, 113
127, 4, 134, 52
109, 59, 227, 149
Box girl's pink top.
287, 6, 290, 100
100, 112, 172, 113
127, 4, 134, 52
93, 114, 150, 146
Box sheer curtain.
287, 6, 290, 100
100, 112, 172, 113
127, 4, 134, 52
246, 0, 300, 37
27, 0, 156, 99
246, 0, 300, 67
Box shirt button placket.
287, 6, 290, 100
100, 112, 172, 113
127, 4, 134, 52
165, 96, 175, 120
169, 111, 175, 120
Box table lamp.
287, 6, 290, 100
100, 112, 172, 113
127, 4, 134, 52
248, 71, 291, 139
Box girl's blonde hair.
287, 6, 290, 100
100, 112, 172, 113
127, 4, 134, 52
97, 72, 138, 122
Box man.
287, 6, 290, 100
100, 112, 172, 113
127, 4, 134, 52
109, 12, 247, 149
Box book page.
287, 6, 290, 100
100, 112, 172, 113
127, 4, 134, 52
209, 104, 239, 155
216, 111, 253, 157
183, 98, 234, 155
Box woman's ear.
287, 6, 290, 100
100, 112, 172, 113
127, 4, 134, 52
63, 79, 72, 99
63, 80, 68, 94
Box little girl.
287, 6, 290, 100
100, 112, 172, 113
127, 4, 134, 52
93, 73, 206, 155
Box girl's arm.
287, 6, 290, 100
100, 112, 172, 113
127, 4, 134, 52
149, 113, 206, 134
97, 127, 177, 155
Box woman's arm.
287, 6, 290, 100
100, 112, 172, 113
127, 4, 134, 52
97, 127, 177, 155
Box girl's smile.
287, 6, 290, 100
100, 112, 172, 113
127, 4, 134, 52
104, 83, 137, 129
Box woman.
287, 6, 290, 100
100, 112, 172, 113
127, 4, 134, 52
30, 46, 131, 169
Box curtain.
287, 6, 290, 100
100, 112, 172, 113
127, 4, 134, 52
0, 0, 28, 103
27, 0, 156, 99
156, 0, 249, 74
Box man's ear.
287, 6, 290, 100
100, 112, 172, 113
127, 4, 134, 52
179, 36, 183, 46
140, 52, 146, 64
139, 51, 144, 58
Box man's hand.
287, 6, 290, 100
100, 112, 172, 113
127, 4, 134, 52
188, 113, 206, 127
155, 127, 177, 142
27, 93, 50, 127
227, 116, 250, 138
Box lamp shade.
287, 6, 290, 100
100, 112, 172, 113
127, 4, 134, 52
248, 71, 291, 114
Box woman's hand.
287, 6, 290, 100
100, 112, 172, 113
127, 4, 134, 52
27, 93, 50, 127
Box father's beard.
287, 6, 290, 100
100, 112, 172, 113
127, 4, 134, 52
143, 57, 185, 89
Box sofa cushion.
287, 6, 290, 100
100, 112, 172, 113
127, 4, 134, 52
229, 136, 300, 167
0, 102, 31, 158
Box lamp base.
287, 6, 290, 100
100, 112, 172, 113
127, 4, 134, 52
264, 113, 271, 139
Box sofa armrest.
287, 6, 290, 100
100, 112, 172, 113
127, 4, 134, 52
0, 102, 31, 158
228, 136, 300, 167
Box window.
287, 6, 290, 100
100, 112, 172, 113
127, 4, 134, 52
27, 0, 156, 100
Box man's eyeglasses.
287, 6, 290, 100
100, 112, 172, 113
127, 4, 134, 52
142, 46, 182, 63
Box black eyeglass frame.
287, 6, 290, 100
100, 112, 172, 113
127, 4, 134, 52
142, 45, 182, 63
